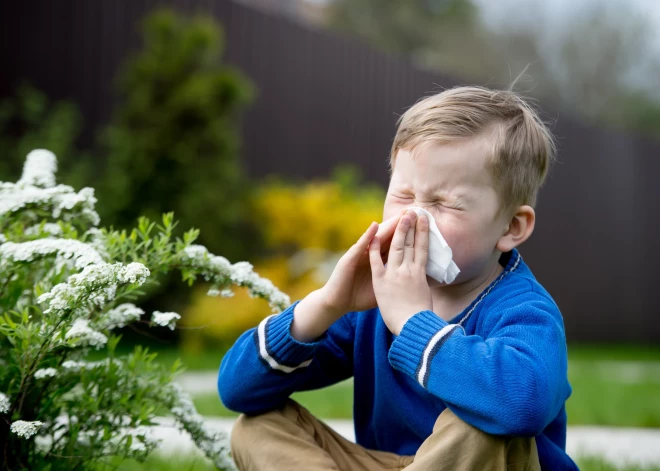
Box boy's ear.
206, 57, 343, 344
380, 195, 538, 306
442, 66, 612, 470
496, 205, 536, 253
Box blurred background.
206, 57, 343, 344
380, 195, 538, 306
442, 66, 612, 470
1, 1, 659, 469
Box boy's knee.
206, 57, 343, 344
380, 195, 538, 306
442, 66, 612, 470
230, 402, 300, 455
230, 413, 254, 458
432, 407, 490, 439
429, 408, 539, 470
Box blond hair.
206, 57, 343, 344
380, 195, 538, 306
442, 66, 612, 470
390, 85, 557, 216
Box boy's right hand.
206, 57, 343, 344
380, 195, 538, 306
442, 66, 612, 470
319, 210, 405, 316
291, 211, 404, 342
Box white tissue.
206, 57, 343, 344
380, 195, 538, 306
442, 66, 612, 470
401, 207, 460, 284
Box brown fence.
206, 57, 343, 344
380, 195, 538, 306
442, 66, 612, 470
1, 0, 659, 342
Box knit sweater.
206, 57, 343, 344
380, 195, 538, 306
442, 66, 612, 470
218, 249, 578, 470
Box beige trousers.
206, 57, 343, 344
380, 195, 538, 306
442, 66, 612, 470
230, 399, 541, 471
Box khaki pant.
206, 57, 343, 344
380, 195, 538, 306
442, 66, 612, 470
231, 399, 540, 471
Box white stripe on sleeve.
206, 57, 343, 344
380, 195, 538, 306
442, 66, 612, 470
258, 315, 313, 373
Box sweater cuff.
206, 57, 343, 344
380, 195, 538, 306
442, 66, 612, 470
388, 310, 464, 388
256, 300, 323, 373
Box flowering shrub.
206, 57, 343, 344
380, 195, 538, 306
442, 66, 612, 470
0, 150, 289, 470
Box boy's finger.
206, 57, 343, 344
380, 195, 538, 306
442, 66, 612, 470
403, 212, 417, 264
388, 214, 410, 268
368, 235, 385, 277
414, 214, 430, 267
376, 210, 406, 254
350, 222, 378, 256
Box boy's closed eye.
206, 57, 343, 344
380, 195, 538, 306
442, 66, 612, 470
389, 194, 463, 211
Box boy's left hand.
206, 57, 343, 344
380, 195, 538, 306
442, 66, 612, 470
368, 209, 433, 335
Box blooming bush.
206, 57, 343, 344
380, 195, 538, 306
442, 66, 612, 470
0, 150, 289, 470
251, 168, 385, 252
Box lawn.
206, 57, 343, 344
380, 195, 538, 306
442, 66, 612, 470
89, 343, 660, 470
188, 344, 660, 429
94, 453, 660, 471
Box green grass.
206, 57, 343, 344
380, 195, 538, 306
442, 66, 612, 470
567, 344, 660, 428
193, 378, 354, 418
93, 453, 660, 471
89, 342, 660, 427
576, 456, 660, 471
87, 346, 228, 372
190, 344, 660, 429
94, 453, 216, 471
568, 344, 660, 362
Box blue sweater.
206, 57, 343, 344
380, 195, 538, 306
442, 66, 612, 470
218, 249, 578, 470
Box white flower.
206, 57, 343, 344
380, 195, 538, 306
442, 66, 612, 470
180, 244, 290, 312
151, 311, 181, 330
98, 303, 144, 330
24, 223, 62, 237
17, 149, 57, 188
34, 368, 57, 379
229, 261, 254, 284
61, 358, 122, 372
220, 289, 234, 298
10, 420, 44, 439
83, 227, 109, 259
206, 287, 221, 297
121, 262, 150, 284
0, 238, 104, 269
182, 244, 208, 260
38, 262, 150, 316
166, 383, 236, 470
62, 360, 87, 371
65, 319, 108, 349
0, 392, 10, 413
0, 183, 100, 225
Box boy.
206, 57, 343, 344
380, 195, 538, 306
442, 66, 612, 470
218, 86, 577, 470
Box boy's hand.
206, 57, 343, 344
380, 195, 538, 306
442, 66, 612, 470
292, 211, 406, 342
368, 210, 432, 335
318, 209, 406, 316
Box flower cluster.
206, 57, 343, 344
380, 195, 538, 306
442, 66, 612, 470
0, 149, 99, 226
96, 303, 144, 330
65, 319, 108, 349
0, 392, 10, 413
17, 150, 58, 188
151, 311, 181, 330
165, 383, 236, 470
61, 358, 122, 372
181, 244, 290, 312
10, 420, 44, 439
0, 182, 100, 226
37, 262, 150, 316
24, 222, 63, 237
34, 368, 58, 379
0, 238, 105, 270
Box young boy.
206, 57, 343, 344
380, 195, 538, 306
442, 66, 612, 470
218, 86, 578, 470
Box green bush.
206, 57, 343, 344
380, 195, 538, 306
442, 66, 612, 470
0, 83, 91, 190
99, 9, 257, 262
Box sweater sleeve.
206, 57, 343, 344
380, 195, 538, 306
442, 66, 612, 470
217, 300, 355, 415
387, 292, 568, 436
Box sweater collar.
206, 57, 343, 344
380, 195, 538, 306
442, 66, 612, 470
449, 249, 523, 326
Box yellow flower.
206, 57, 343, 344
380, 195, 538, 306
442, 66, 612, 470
180, 173, 385, 351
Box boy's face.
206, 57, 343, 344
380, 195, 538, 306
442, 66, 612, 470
383, 137, 509, 287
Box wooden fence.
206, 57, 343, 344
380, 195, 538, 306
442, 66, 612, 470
1, 0, 659, 342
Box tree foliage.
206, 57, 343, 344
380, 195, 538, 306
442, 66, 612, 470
98, 9, 257, 261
